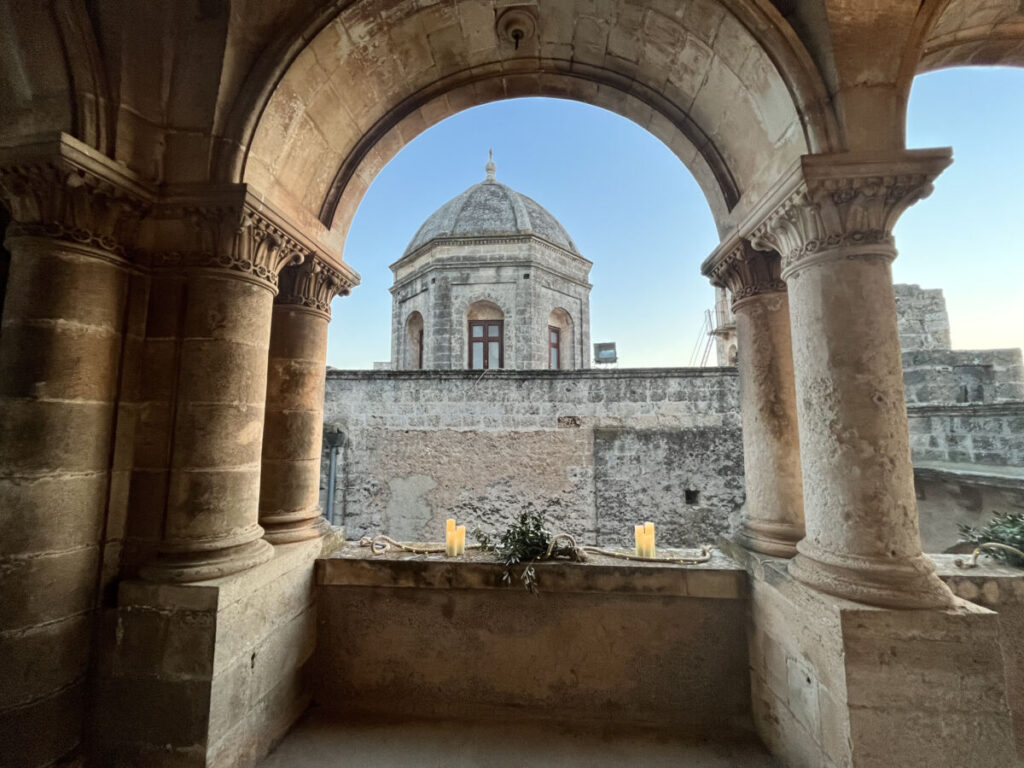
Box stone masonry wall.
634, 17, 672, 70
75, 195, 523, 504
907, 403, 1024, 467
902, 348, 1024, 405
321, 369, 743, 548
894, 283, 951, 352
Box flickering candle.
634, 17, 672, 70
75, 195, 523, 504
456, 525, 466, 556
644, 521, 656, 558
445, 518, 458, 557
634, 524, 645, 556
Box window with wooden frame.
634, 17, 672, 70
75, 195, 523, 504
548, 326, 561, 370
468, 319, 503, 369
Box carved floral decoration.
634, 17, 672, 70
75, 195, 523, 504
277, 257, 356, 317
749, 170, 939, 277
0, 159, 149, 257
709, 241, 786, 309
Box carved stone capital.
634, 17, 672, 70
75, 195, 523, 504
707, 240, 785, 310
276, 256, 359, 318
142, 185, 358, 294
0, 133, 152, 260
745, 150, 952, 278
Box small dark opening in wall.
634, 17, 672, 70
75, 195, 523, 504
523, 273, 530, 279
685, 489, 699, 505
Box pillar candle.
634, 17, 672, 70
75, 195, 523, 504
644, 521, 656, 558
445, 518, 457, 557
456, 525, 466, 556
634, 524, 644, 556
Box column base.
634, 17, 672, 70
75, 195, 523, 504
139, 536, 274, 583
737, 518, 804, 559
262, 513, 331, 545
788, 540, 954, 609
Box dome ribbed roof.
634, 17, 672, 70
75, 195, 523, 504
403, 156, 579, 257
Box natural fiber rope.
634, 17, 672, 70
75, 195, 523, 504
358, 535, 482, 556
549, 532, 715, 565
954, 542, 1024, 569
360, 532, 714, 565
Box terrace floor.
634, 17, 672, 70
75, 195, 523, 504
259, 710, 777, 768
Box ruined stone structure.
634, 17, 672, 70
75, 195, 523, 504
3, 2, 1024, 767
389, 154, 592, 371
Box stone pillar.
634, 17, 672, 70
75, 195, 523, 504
751, 149, 955, 609
259, 257, 355, 544
139, 196, 310, 582
0, 137, 149, 766
708, 242, 804, 557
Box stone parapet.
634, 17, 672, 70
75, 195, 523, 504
315, 545, 752, 732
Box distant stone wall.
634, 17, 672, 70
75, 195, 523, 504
894, 283, 951, 352
907, 403, 1024, 467
902, 348, 1024, 405
321, 369, 744, 547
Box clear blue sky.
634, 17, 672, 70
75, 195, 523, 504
327, 67, 1024, 368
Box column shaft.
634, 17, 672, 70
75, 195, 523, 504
0, 237, 128, 764
785, 253, 950, 606
140, 271, 274, 581
259, 304, 330, 543
734, 290, 805, 556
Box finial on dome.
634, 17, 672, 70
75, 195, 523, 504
485, 148, 496, 182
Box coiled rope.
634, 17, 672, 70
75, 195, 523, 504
953, 542, 1024, 569
358, 532, 714, 564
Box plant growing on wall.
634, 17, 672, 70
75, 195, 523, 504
958, 511, 1024, 567
474, 510, 580, 592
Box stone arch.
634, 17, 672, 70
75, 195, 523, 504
918, 0, 1024, 73
892, 0, 1024, 133
241, 0, 839, 256
404, 311, 424, 370
547, 307, 574, 370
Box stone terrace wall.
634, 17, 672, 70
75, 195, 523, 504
321, 369, 744, 548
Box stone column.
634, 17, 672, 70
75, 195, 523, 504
139, 195, 309, 582
259, 257, 356, 544
750, 149, 955, 609
708, 242, 804, 557
0, 137, 149, 766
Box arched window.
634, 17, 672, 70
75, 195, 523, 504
727, 344, 738, 367
405, 312, 424, 369
547, 308, 573, 370
467, 300, 504, 370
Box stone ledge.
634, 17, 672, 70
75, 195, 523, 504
907, 401, 1024, 417
317, 545, 747, 599
914, 461, 1024, 490
325, 367, 739, 381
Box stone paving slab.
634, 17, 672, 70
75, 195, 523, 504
259, 710, 777, 768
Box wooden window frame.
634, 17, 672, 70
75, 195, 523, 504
548, 325, 561, 370
468, 319, 504, 369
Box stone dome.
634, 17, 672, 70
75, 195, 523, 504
403, 154, 580, 257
